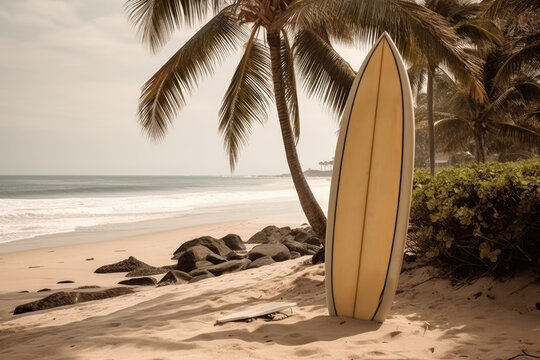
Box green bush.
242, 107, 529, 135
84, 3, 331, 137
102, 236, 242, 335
409, 159, 540, 278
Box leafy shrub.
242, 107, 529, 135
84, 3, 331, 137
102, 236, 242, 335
409, 159, 540, 278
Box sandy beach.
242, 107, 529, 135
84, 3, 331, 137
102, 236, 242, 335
1, 220, 539, 360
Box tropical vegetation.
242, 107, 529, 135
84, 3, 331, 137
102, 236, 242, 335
409, 159, 540, 278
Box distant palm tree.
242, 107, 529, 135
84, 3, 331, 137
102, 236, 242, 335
429, 3, 540, 162
406, 0, 501, 173
428, 61, 540, 161
124, 0, 329, 238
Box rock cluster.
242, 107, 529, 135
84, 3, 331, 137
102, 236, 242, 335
170, 227, 323, 280
13, 288, 134, 315
13, 226, 324, 315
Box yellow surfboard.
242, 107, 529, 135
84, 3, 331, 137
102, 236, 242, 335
325, 33, 415, 322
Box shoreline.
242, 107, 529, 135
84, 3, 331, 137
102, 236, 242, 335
0, 199, 315, 254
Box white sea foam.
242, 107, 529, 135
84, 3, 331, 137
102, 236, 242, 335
0, 178, 330, 243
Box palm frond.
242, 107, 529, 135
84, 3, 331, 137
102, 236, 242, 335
434, 117, 473, 152
139, 8, 245, 140
489, 122, 540, 148
280, 31, 301, 143
218, 26, 272, 170
484, 0, 540, 18
393, 0, 487, 103
480, 82, 540, 124
408, 61, 427, 101
454, 20, 502, 48
293, 29, 355, 117
125, 0, 225, 52
493, 40, 540, 86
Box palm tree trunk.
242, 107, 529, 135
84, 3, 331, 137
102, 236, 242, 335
266, 31, 327, 239
474, 127, 487, 162
427, 66, 436, 175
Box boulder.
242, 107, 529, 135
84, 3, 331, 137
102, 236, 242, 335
76, 285, 100, 290
13, 288, 134, 315
37, 288, 51, 292
221, 234, 246, 250
172, 236, 231, 259
189, 273, 215, 283
189, 269, 214, 277
291, 229, 312, 243
312, 247, 325, 264
247, 225, 291, 244
226, 251, 246, 261
304, 236, 323, 246
290, 251, 301, 259
306, 243, 321, 253
248, 244, 291, 262
281, 238, 309, 255
195, 260, 214, 269
94, 256, 150, 273
126, 266, 168, 277
206, 253, 228, 265
56, 280, 74, 284
205, 259, 251, 276
176, 246, 213, 272
247, 256, 275, 269
157, 270, 192, 286
118, 277, 157, 286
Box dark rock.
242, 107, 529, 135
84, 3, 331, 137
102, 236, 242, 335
176, 246, 213, 272
76, 285, 100, 289
226, 251, 246, 260
306, 243, 321, 253
14, 288, 134, 315
189, 269, 214, 277
126, 266, 168, 277
312, 247, 325, 264
18, 291, 29, 293
403, 251, 417, 263
37, 288, 51, 292
118, 277, 156, 286
172, 236, 231, 259
247, 256, 275, 269
205, 259, 251, 276
291, 229, 311, 243
304, 236, 322, 246
536, 302, 540, 310
247, 225, 291, 244
56, 280, 75, 284
221, 234, 246, 250
94, 256, 150, 273
248, 244, 290, 262
290, 251, 301, 259
189, 273, 215, 283
195, 260, 214, 269
85, 258, 94, 261
157, 270, 192, 286
206, 253, 228, 264
281, 239, 309, 255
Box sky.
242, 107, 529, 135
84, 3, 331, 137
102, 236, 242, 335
0, 0, 368, 176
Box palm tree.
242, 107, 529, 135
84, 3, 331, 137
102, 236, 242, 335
404, 0, 501, 173
429, 3, 540, 161
124, 0, 330, 238
428, 63, 540, 161
291, 1, 487, 174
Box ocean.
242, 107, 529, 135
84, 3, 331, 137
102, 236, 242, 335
0, 175, 330, 251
